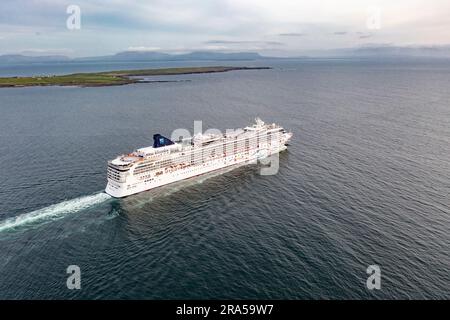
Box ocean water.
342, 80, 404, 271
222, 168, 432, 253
0, 59, 449, 299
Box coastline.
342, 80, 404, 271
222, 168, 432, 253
0, 66, 271, 88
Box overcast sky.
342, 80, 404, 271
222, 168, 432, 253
1, 0, 450, 57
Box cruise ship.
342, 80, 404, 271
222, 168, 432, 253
105, 118, 292, 198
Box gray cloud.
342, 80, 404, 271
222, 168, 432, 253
358, 33, 374, 39
20, 48, 73, 56
205, 40, 283, 46
1, 0, 450, 57
278, 33, 306, 37
359, 43, 393, 47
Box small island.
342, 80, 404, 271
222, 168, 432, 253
0, 66, 270, 88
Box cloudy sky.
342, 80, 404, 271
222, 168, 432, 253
1, 0, 450, 57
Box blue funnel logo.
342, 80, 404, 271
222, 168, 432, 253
153, 134, 175, 148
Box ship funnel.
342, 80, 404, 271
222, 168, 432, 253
153, 134, 175, 148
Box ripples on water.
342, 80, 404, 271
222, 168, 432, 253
0, 59, 449, 299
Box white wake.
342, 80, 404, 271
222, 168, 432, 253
0, 192, 111, 232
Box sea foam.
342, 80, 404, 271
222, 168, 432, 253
0, 192, 111, 232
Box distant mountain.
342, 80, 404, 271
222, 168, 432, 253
78, 50, 263, 61
351, 45, 450, 58
0, 51, 264, 64
105, 51, 172, 61
306, 45, 450, 59
174, 51, 262, 61
2, 46, 450, 65
0, 54, 70, 63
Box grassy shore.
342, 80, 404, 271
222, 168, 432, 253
0, 66, 270, 88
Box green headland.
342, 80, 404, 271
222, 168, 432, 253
0, 66, 270, 88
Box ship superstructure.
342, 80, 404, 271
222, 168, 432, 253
105, 118, 292, 197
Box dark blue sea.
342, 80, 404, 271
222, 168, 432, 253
0, 59, 449, 299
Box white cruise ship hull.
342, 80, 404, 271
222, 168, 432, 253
105, 145, 287, 198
